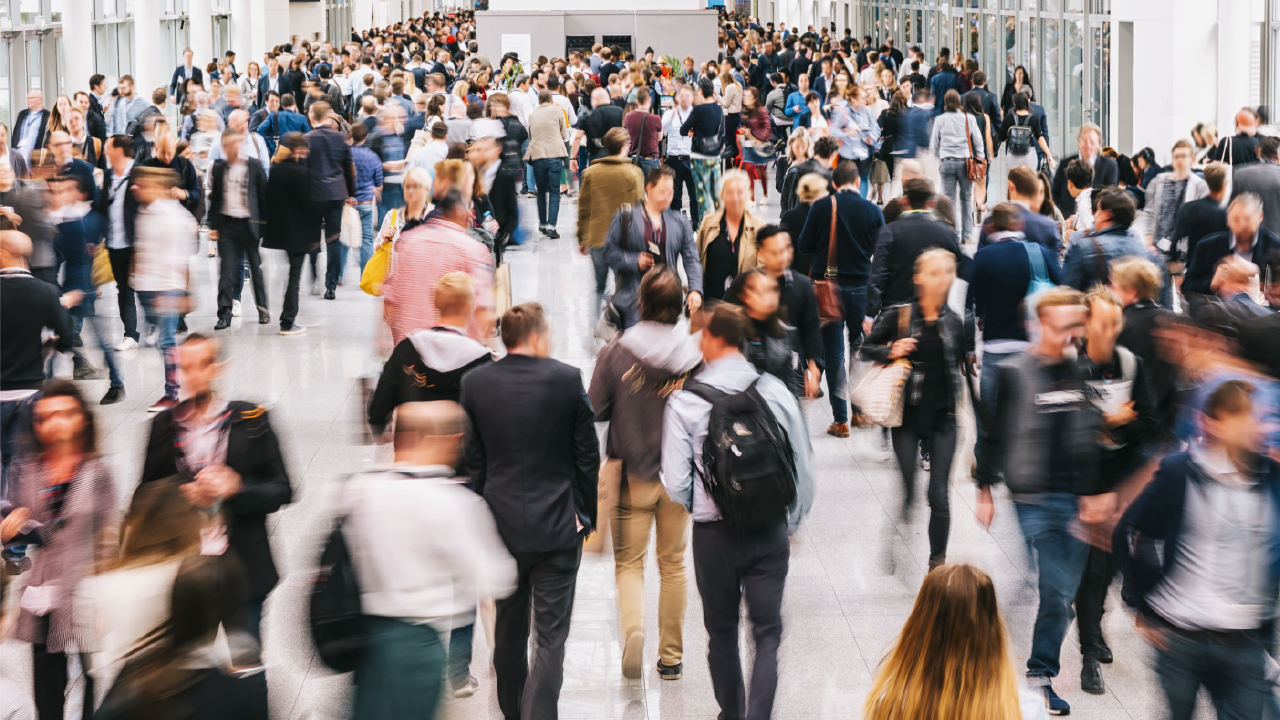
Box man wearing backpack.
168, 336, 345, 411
660, 303, 814, 720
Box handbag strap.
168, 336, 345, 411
897, 303, 911, 339
965, 113, 976, 159
825, 195, 839, 280
632, 114, 647, 161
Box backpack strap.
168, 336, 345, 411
683, 380, 729, 405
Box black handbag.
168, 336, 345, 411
310, 516, 366, 673
693, 130, 723, 157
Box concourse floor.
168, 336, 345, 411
0, 161, 1213, 719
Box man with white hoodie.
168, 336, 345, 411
367, 272, 494, 434
589, 267, 702, 682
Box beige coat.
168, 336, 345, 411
577, 155, 644, 249
696, 206, 765, 275
524, 103, 568, 160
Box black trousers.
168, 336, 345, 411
106, 246, 139, 340
33, 644, 94, 720
891, 413, 957, 562
692, 521, 789, 720
215, 217, 268, 320
1075, 543, 1116, 655
666, 155, 699, 226
494, 545, 581, 720
280, 251, 309, 329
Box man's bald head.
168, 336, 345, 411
591, 88, 611, 108
0, 231, 33, 268
227, 109, 250, 132
393, 401, 468, 465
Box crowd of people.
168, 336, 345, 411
6, 6, 1280, 720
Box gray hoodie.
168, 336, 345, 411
589, 321, 703, 480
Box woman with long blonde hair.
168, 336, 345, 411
864, 564, 1047, 720
48, 94, 74, 135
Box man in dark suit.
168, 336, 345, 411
884, 37, 905, 71
257, 57, 287, 105
978, 165, 1062, 256
169, 49, 204, 106
87, 75, 109, 140
11, 90, 50, 162
1184, 192, 1280, 296
460, 303, 599, 720
1052, 123, 1118, 217
141, 333, 292, 660
1237, 259, 1280, 377
962, 71, 1002, 152
1230, 135, 1280, 237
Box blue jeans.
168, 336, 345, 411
377, 182, 404, 230
589, 245, 610, 321
1014, 493, 1090, 678
637, 158, 660, 178
1156, 625, 1271, 720
531, 158, 562, 226
73, 311, 124, 388
522, 139, 535, 193
974, 350, 1019, 470
357, 203, 375, 274
1, 394, 38, 498
821, 285, 868, 423
448, 623, 474, 690
137, 290, 182, 400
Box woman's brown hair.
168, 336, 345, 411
864, 564, 1022, 720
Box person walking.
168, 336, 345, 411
1228, 134, 1280, 238
664, 85, 700, 224
1062, 187, 1173, 307
97, 134, 142, 350
0, 380, 119, 720
208, 129, 270, 330
862, 249, 970, 568
590, 268, 701, 681
976, 287, 1111, 716
605, 164, 705, 329
525, 90, 569, 238
459, 303, 600, 720
929, 90, 983, 243
305, 101, 356, 300
343, 400, 517, 718
1051, 123, 1118, 219
1145, 139, 1209, 252
577, 127, 644, 322
681, 79, 726, 220
695, 168, 764, 303
660, 302, 814, 720
796, 160, 886, 436
263, 132, 319, 336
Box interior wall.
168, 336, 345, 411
487, 0, 702, 10
476, 10, 717, 63
289, 2, 326, 43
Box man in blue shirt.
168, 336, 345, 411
349, 124, 384, 275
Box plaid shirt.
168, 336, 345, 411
351, 145, 384, 202
382, 215, 495, 346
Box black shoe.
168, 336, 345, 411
100, 386, 126, 405
177, 317, 189, 333
258, 307, 271, 324
73, 360, 106, 380
1094, 638, 1113, 664
927, 554, 946, 571
656, 661, 682, 680
214, 317, 232, 330
1080, 655, 1104, 695
324, 289, 336, 300
545, 228, 560, 239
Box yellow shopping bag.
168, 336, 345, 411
91, 245, 114, 286
360, 240, 392, 296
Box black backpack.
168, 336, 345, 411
309, 515, 365, 673
1006, 114, 1033, 156
684, 377, 798, 532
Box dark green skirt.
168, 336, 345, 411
353, 616, 446, 720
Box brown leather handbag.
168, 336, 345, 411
813, 196, 844, 326
965, 115, 988, 182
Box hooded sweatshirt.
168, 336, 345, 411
367, 326, 494, 430
589, 321, 703, 481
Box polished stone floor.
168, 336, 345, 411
0, 159, 1215, 719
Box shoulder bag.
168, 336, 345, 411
812, 196, 844, 326
849, 305, 913, 427
965, 114, 988, 182
631, 113, 648, 168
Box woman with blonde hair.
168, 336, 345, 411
47, 94, 74, 135
718, 67, 742, 169
864, 564, 1048, 720
695, 169, 765, 300
781, 173, 828, 274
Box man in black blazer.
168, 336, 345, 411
207, 128, 270, 329
460, 303, 599, 720
1183, 193, 1279, 296
962, 71, 1002, 152
141, 333, 292, 660
87, 75, 109, 140
1052, 123, 1119, 218
1237, 266, 1280, 377
169, 49, 205, 106
11, 90, 50, 161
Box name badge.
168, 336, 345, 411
647, 242, 660, 255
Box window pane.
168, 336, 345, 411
1251, 21, 1263, 107
0, 40, 10, 129
1092, 22, 1109, 139
118, 21, 132, 77
1067, 19, 1083, 149
1020, 16, 1036, 89
1004, 15, 1015, 87
954, 13, 963, 58
1043, 0, 1059, 11
51, 0, 62, 23
984, 13, 997, 85
57, 36, 64, 95
968, 12, 979, 64
27, 38, 42, 91
1042, 17, 1060, 156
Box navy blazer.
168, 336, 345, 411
603, 204, 704, 328
977, 203, 1062, 260
1183, 228, 1280, 296
169, 65, 204, 101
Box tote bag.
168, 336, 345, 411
849, 306, 913, 427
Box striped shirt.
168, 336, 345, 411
382, 215, 495, 346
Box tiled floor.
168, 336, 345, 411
1, 159, 1211, 719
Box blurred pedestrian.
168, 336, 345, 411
577, 126, 643, 322
262, 132, 319, 336
208, 128, 269, 330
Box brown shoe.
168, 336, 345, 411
826, 422, 850, 438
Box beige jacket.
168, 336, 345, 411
577, 155, 644, 249
524, 103, 568, 161
720, 83, 743, 114
696, 206, 765, 274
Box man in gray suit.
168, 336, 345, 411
1231, 134, 1280, 237
603, 164, 705, 329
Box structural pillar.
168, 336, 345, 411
132, 0, 165, 102
1217, 0, 1251, 132
63, 0, 95, 93
189, 0, 213, 78
231, 0, 253, 74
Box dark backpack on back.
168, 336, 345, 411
684, 377, 798, 532
1006, 114, 1033, 156
310, 515, 365, 673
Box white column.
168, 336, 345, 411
231, 0, 252, 72
189, 0, 213, 84
64, 0, 94, 93
1217, 0, 1251, 131
133, 0, 165, 101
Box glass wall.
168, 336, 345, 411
848, 0, 1109, 156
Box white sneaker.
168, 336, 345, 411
114, 337, 139, 351
453, 676, 479, 698
232, 300, 242, 317
279, 325, 308, 336
145, 327, 159, 347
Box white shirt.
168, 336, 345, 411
550, 94, 578, 141
107, 161, 134, 250
1073, 188, 1094, 232
507, 89, 531, 128
131, 198, 197, 292
663, 106, 694, 156
221, 161, 251, 218
349, 66, 377, 96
